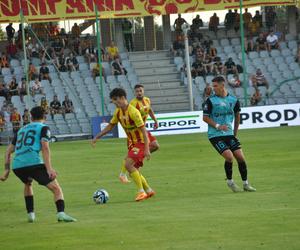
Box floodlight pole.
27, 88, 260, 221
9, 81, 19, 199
20, 10, 30, 109
95, 4, 105, 116
239, 0, 248, 106
183, 24, 193, 111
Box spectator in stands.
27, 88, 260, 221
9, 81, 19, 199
22, 109, 30, 126
174, 14, 188, 36
224, 10, 235, 30
71, 23, 81, 38
248, 20, 260, 36
112, 57, 127, 76
251, 68, 269, 92
266, 7, 277, 31
266, 30, 280, 52
295, 48, 300, 64
28, 63, 38, 80
233, 9, 240, 32
242, 8, 252, 31
244, 36, 254, 52
62, 95, 74, 114
8, 76, 18, 96
213, 57, 224, 75
256, 33, 267, 52
252, 10, 263, 29
57, 55, 68, 72
72, 38, 82, 55
31, 78, 44, 101
92, 63, 105, 80
6, 41, 17, 59
122, 19, 134, 52
39, 63, 52, 83
52, 38, 64, 56
10, 107, 21, 134
250, 88, 262, 106
224, 57, 238, 76
6, 23, 15, 41
172, 37, 184, 57
50, 95, 64, 119
203, 54, 213, 75
209, 13, 219, 33
0, 53, 10, 68
40, 97, 49, 114
194, 46, 205, 61
191, 58, 207, 80
66, 53, 79, 71
0, 113, 5, 132
27, 39, 40, 58
107, 41, 119, 61
228, 73, 242, 88
0, 82, 9, 101
18, 77, 27, 103
192, 15, 203, 29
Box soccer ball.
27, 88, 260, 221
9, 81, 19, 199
93, 189, 109, 204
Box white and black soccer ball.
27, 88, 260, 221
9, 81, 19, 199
93, 189, 109, 204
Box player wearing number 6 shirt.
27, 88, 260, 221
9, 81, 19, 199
0, 106, 76, 223
118, 84, 160, 183
202, 76, 256, 193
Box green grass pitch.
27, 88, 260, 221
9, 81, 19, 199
0, 126, 300, 250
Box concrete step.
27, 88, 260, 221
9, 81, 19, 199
140, 80, 182, 89
139, 73, 180, 83
146, 87, 187, 96
151, 95, 189, 103
134, 66, 177, 75
131, 59, 172, 68
152, 102, 190, 112
129, 50, 170, 60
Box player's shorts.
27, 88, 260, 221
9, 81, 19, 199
13, 164, 53, 186
128, 142, 146, 168
147, 131, 157, 144
209, 136, 241, 155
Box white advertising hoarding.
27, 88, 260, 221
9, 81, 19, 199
117, 103, 300, 138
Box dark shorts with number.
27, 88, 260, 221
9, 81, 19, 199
209, 136, 241, 154
13, 164, 53, 186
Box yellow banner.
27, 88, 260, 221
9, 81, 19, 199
0, 0, 296, 23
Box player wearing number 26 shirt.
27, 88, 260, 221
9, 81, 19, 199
0, 106, 76, 223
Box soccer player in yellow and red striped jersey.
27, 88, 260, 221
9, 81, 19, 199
119, 84, 160, 183
91, 88, 155, 202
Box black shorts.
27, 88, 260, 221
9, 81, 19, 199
209, 136, 241, 154
13, 164, 53, 186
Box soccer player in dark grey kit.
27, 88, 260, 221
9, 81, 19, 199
203, 76, 256, 192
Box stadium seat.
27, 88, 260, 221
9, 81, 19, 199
224, 46, 233, 54
278, 64, 289, 72
174, 57, 183, 66
1, 67, 11, 76
259, 51, 269, 58
267, 64, 278, 72
281, 49, 292, 57
10, 59, 20, 67
285, 33, 296, 41
270, 50, 280, 58
249, 51, 259, 60
231, 38, 240, 46
290, 62, 300, 71
288, 41, 297, 49
220, 39, 230, 47
263, 57, 273, 66
79, 63, 89, 71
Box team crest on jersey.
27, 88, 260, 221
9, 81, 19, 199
132, 147, 140, 155
220, 102, 226, 107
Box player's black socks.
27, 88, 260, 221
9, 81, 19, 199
25, 196, 34, 213
224, 161, 233, 180
238, 161, 248, 181
55, 199, 65, 213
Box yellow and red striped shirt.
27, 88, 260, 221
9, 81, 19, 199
130, 97, 151, 123
110, 104, 145, 145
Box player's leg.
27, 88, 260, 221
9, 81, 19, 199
119, 159, 130, 184
149, 140, 159, 153
46, 180, 77, 222
24, 182, 35, 222
125, 157, 148, 201
233, 149, 256, 192
139, 173, 155, 198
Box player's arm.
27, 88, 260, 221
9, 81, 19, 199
233, 100, 241, 137
0, 144, 15, 181
149, 108, 158, 129
91, 123, 115, 147
140, 126, 150, 160
40, 127, 57, 180
202, 98, 227, 131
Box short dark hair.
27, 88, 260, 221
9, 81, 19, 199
30, 106, 46, 120
134, 84, 144, 89
212, 76, 225, 83
109, 88, 127, 99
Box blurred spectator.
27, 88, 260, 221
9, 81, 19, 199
6, 23, 15, 41
224, 58, 238, 76
18, 78, 27, 103
266, 31, 280, 52
0, 82, 9, 100
40, 97, 49, 114
72, 38, 82, 55
172, 37, 184, 57
52, 38, 64, 56
8, 76, 18, 96
6, 41, 17, 59
248, 20, 260, 36
243, 8, 252, 30
22, 109, 30, 126
10, 107, 21, 134
39, 63, 52, 83
209, 13, 219, 33
71, 23, 81, 38
233, 9, 240, 32
92, 63, 105, 80
112, 57, 127, 76
228, 74, 242, 88
295, 48, 300, 64
122, 19, 134, 52
202, 36, 213, 54
0, 53, 10, 68
244, 36, 254, 52
31, 78, 44, 100
192, 15, 203, 29
50, 95, 64, 119
250, 89, 262, 106
256, 33, 267, 52
107, 41, 119, 61
213, 57, 224, 75
57, 55, 68, 72
251, 68, 269, 91
62, 95, 74, 114
28, 63, 38, 80
0, 112, 5, 131
191, 58, 207, 80
66, 53, 79, 71
27, 39, 40, 58
174, 14, 188, 36
266, 7, 277, 31
203, 54, 213, 74
252, 10, 263, 29
195, 47, 204, 61
224, 10, 235, 30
